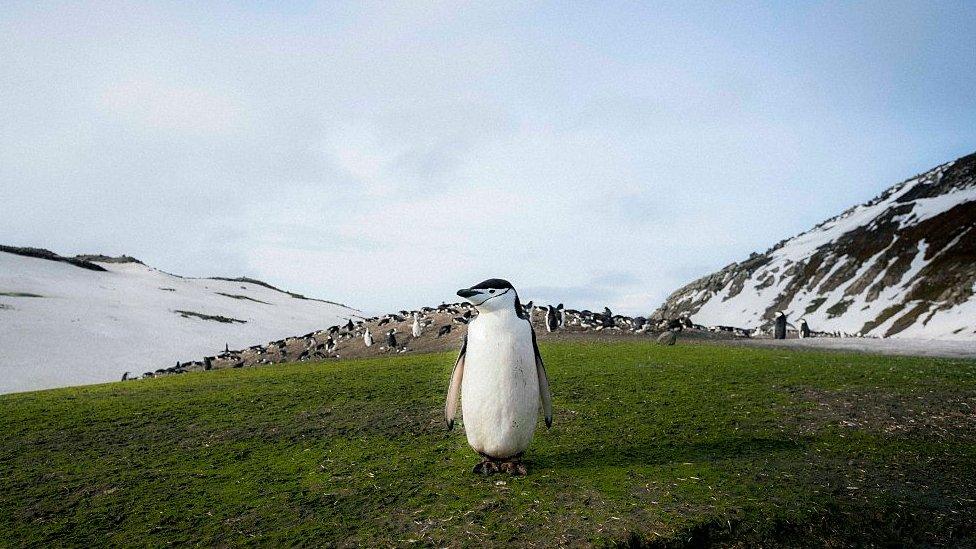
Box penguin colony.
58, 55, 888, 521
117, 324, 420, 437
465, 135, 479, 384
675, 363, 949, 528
132, 301, 832, 381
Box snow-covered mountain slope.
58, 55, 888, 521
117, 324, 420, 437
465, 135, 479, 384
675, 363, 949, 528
0, 247, 361, 393
652, 151, 976, 340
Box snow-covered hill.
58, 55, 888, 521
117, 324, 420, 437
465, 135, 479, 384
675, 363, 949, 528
652, 151, 976, 340
0, 247, 361, 393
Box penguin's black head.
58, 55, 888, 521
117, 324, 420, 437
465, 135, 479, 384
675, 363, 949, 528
469, 278, 514, 291
456, 278, 524, 317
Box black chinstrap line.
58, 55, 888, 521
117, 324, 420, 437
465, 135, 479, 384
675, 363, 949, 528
469, 287, 511, 307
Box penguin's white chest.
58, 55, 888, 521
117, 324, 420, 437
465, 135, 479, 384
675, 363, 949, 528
460, 313, 539, 459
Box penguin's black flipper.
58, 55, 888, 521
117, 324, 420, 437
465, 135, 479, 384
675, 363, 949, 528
530, 327, 553, 429
445, 335, 467, 431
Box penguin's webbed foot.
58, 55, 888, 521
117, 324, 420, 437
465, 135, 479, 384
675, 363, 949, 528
473, 459, 500, 475
499, 460, 528, 476
473, 457, 527, 476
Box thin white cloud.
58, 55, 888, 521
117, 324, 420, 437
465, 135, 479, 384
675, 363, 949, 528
100, 79, 246, 134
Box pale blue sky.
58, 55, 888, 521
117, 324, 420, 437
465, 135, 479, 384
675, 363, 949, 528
2, 1, 974, 314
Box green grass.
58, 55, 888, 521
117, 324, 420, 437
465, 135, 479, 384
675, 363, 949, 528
1, 341, 975, 547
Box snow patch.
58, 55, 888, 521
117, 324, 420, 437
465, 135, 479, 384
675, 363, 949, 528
0, 252, 360, 394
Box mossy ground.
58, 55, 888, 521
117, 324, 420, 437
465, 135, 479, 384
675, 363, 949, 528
1, 341, 974, 547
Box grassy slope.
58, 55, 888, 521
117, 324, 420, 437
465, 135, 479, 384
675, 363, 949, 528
1, 341, 974, 547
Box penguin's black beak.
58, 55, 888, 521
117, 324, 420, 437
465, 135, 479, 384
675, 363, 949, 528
457, 288, 481, 299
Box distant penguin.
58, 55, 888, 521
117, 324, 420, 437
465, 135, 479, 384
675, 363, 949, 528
602, 307, 614, 328
799, 318, 810, 339
774, 311, 788, 340
121, 371, 130, 381
632, 317, 646, 332
325, 336, 336, 352
447, 278, 552, 476
224, 343, 229, 353
412, 313, 423, 337
386, 329, 397, 349
545, 304, 563, 333
345, 319, 354, 331
364, 328, 374, 347
558, 303, 565, 327
438, 325, 452, 337
524, 301, 534, 322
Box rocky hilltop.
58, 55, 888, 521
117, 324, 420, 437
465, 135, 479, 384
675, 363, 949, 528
652, 151, 976, 340
143, 304, 709, 379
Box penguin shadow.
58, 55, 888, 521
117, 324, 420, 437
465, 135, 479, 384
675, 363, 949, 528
537, 436, 805, 471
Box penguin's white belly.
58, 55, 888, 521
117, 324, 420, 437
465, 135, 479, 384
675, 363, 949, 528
461, 318, 539, 459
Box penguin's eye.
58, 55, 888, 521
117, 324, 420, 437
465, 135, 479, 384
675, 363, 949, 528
489, 289, 495, 294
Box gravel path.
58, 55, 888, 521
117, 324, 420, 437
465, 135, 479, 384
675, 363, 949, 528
727, 337, 976, 359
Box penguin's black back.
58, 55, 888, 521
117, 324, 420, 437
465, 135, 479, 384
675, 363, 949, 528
774, 315, 787, 339
546, 306, 559, 331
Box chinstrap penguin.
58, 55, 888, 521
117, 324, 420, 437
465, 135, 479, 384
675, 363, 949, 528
773, 311, 793, 340
445, 278, 552, 476
412, 313, 423, 337
544, 304, 563, 333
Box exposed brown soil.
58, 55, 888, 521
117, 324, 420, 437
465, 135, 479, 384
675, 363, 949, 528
162, 312, 739, 377
791, 386, 976, 441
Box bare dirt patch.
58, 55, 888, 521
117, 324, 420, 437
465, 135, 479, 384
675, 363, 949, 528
174, 310, 247, 324
791, 386, 976, 440
215, 292, 269, 304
